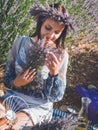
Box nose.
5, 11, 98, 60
48, 31, 55, 39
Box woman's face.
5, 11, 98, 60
40, 18, 64, 43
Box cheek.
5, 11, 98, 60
54, 33, 61, 40
40, 28, 47, 38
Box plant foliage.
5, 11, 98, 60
0, 0, 34, 64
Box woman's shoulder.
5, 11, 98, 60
15, 35, 30, 42
60, 49, 69, 66
11, 36, 31, 54
14, 36, 32, 48
62, 49, 69, 59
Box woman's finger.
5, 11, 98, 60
26, 69, 36, 80
51, 60, 57, 67
47, 52, 58, 64
23, 68, 31, 78
29, 75, 35, 81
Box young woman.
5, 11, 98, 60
1, 3, 73, 129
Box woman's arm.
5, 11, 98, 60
3, 36, 36, 89
43, 51, 69, 102
3, 36, 26, 89
3, 38, 19, 89
43, 74, 63, 102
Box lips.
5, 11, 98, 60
46, 36, 51, 41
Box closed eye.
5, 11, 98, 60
55, 31, 60, 34
45, 26, 52, 31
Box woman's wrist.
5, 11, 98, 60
49, 72, 58, 77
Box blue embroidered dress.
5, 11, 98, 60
3, 36, 68, 124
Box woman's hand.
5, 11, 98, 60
13, 68, 36, 87
45, 52, 61, 76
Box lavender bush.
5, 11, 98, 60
67, 0, 98, 43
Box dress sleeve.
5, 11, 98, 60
3, 36, 23, 89
43, 51, 69, 102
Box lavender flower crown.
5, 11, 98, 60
30, 3, 73, 29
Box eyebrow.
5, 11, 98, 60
46, 24, 61, 32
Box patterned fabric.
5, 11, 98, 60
3, 36, 68, 124
4, 36, 68, 103
52, 108, 76, 120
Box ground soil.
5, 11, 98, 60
54, 38, 98, 112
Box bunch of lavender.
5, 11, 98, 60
30, 2, 72, 28
23, 39, 64, 91
24, 116, 80, 130
25, 39, 48, 71
25, 38, 64, 71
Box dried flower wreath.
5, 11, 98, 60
30, 2, 73, 29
